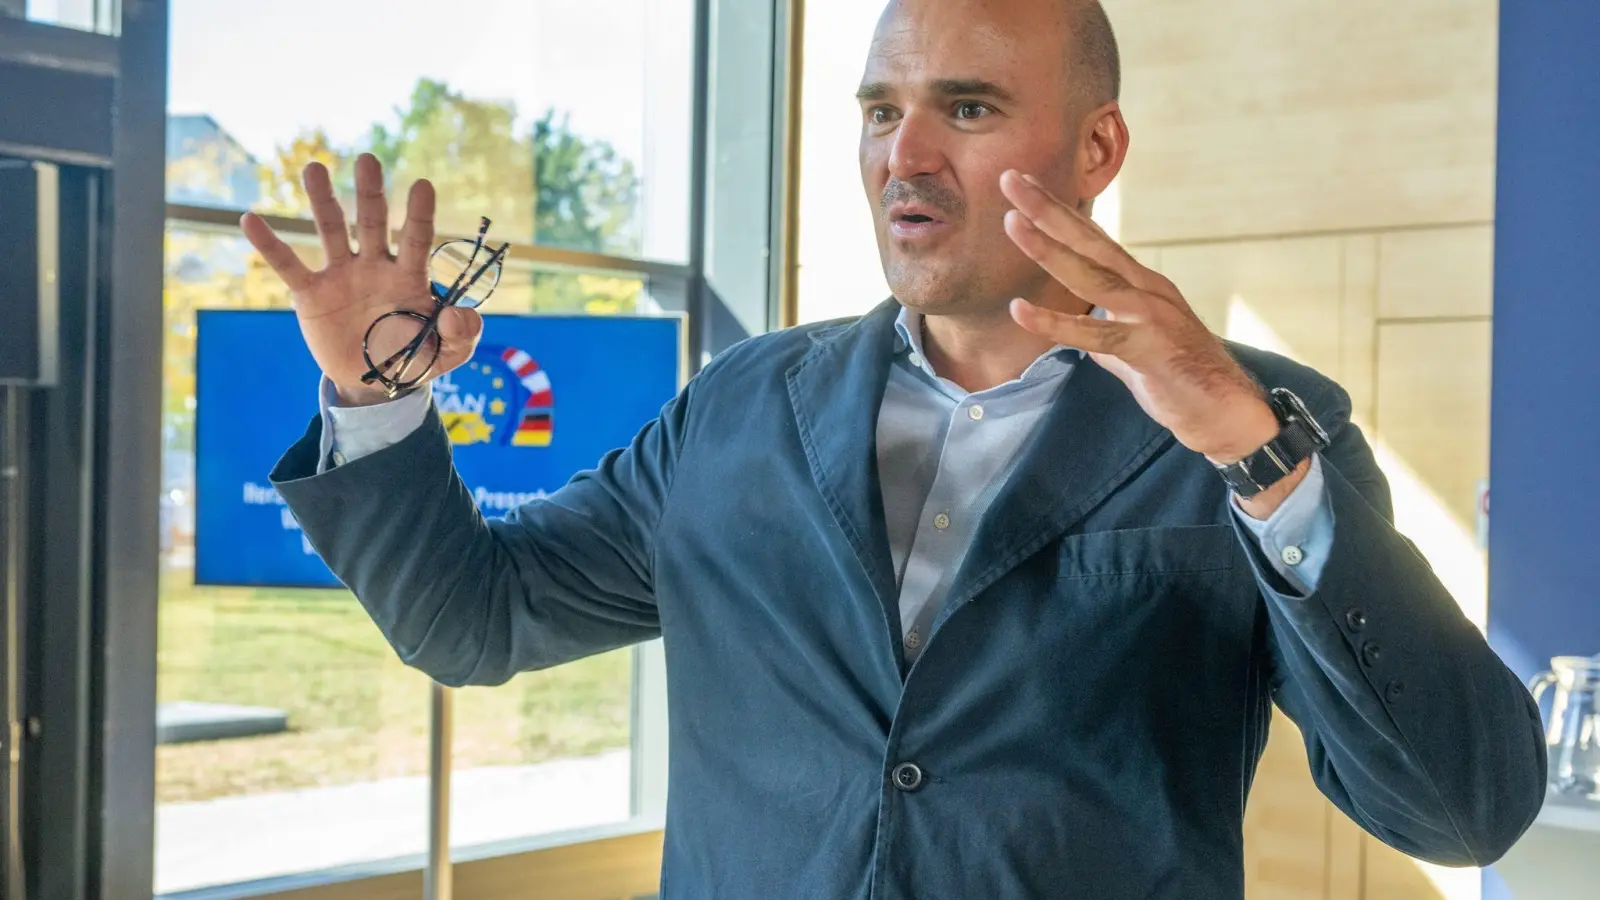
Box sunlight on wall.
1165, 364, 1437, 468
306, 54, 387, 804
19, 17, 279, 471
1224, 296, 1293, 358
1366, 442, 1488, 629
1413, 859, 1487, 900
1224, 298, 1487, 626
1091, 175, 1123, 244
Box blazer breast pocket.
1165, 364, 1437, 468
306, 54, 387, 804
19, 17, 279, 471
1054, 523, 1241, 581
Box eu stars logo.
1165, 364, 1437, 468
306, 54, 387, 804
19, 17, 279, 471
435, 345, 555, 448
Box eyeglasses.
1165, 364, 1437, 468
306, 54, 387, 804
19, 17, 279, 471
359, 216, 511, 398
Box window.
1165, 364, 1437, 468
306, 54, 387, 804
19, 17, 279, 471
166, 0, 693, 262
22, 0, 116, 33
159, 0, 693, 893
793, 0, 888, 325
159, 228, 438, 894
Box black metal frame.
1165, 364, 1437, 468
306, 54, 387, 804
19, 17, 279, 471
682, 0, 715, 369
94, 1, 169, 896
0, 3, 166, 900
0, 17, 117, 167
21, 164, 101, 900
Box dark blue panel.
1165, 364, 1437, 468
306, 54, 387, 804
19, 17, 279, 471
194, 309, 683, 588
1487, 0, 1600, 683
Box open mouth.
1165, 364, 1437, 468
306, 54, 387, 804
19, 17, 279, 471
888, 205, 947, 240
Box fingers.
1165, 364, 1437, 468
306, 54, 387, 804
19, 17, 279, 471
434, 305, 484, 370
240, 212, 314, 291
999, 170, 1155, 294
1009, 299, 1136, 357
354, 153, 391, 259
304, 162, 353, 264
396, 178, 437, 276
1004, 209, 1149, 315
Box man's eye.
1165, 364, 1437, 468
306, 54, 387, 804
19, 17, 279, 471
869, 107, 898, 125
955, 102, 991, 120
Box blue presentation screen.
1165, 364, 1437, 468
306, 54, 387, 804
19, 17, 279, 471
194, 309, 683, 588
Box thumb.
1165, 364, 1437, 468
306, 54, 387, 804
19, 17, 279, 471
435, 305, 483, 371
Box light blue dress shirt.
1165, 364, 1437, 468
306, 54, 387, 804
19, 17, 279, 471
319, 309, 1335, 663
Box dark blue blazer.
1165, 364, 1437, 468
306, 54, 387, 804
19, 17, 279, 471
272, 300, 1546, 899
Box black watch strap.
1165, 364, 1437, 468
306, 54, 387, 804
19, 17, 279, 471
1215, 388, 1330, 498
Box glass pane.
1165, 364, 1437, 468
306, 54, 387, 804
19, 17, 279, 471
156, 226, 432, 894
794, 0, 890, 326
157, 230, 651, 888
165, 0, 695, 262
23, 0, 114, 33
448, 652, 635, 849
494, 262, 647, 317
447, 265, 646, 852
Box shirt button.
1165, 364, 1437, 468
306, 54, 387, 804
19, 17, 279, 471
933, 512, 951, 530
908, 352, 924, 368
1280, 545, 1305, 566
331, 451, 347, 467
904, 629, 922, 651
891, 762, 924, 792
968, 404, 985, 421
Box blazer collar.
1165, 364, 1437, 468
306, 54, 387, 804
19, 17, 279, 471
785, 299, 904, 632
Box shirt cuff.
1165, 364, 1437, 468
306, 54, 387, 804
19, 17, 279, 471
316, 375, 433, 474
1231, 453, 1334, 596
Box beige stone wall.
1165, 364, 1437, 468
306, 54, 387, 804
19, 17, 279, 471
1111, 1, 1498, 897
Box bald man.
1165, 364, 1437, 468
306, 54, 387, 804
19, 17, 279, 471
253, 1, 1547, 896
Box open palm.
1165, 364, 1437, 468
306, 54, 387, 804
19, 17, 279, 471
239, 153, 482, 406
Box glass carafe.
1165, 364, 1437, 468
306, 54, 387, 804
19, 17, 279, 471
1529, 655, 1600, 801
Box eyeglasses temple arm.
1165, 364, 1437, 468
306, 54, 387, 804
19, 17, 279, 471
444, 243, 510, 306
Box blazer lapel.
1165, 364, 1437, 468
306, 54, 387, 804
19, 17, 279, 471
786, 300, 904, 633
942, 357, 1176, 610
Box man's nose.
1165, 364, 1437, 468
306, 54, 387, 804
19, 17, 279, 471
886, 108, 945, 182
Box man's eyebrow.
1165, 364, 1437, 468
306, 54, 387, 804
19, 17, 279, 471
855, 78, 1017, 103
931, 78, 1016, 103
856, 82, 890, 101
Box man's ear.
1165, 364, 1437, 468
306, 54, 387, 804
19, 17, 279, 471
1077, 102, 1129, 204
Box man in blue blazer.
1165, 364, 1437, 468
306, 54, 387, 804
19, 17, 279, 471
249, 0, 1546, 896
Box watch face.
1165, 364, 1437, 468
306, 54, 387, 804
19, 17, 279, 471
1270, 388, 1330, 446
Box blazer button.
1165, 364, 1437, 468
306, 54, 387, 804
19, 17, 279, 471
1345, 609, 1367, 631
891, 762, 924, 792
1361, 642, 1382, 667
1386, 680, 1406, 702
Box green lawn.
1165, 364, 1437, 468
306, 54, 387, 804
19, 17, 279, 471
156, 572, 632, 804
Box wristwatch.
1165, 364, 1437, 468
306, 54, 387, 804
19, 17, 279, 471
1213, 388, 1330, 498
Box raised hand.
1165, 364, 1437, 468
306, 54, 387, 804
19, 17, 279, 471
997, 169, 1279, 467
240, 153, 483, 406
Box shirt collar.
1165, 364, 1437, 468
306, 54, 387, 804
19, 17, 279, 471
892, 304, 1090, 386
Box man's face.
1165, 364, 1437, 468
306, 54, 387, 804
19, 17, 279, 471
859, 0, 1086, 318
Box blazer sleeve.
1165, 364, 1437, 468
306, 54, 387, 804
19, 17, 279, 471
269, 385, 691, 687
1238, 381, 1548, 867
